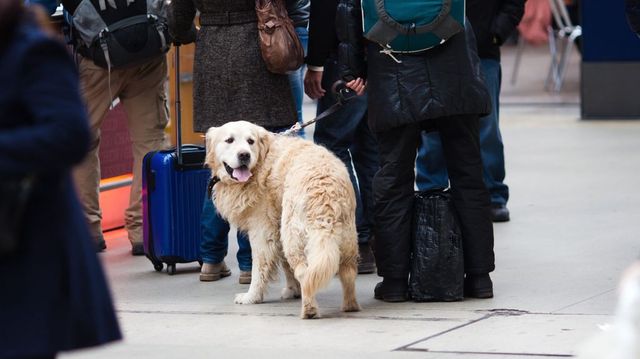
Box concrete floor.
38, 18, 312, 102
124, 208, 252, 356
61, 45, 640, 358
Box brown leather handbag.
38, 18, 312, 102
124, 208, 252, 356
256, 0, 304, 74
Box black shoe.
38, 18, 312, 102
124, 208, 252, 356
464, 273, 494, 298
96, 239, 106, 253
131, 242, 145, 256
374, 278, 409, 302
491, 203, 510, 222
358, 243, 376, 274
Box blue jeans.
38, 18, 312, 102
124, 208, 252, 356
200, 126, 290, 270
288, 26, 309, 138
416, 58, 509, 205
200, 192, 252, 271
314, 56, 378, 244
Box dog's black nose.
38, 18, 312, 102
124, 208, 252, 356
238, 152, 251, 165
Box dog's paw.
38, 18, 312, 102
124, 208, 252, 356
341, 300, 361, 313
234, 292, 262, 304
281, 286, 301, 300
301, 305, 320, 319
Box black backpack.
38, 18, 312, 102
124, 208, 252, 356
64, 0, 171, 70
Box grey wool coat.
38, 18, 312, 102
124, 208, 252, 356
168, 0, 297, 132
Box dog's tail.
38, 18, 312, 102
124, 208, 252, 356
303, 230, 341, 296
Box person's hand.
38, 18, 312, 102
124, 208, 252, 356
346, 78, 366, 96
304, 68, 326, 99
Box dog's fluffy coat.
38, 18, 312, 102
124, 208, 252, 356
205, 121, 360, 318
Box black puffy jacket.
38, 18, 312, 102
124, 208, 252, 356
336, 0, 492, 133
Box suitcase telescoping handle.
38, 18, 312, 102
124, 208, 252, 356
174, 45, 184, 166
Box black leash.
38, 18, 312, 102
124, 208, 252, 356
279, 80, 359, 136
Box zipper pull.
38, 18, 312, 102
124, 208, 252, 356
380, 46, 402, 64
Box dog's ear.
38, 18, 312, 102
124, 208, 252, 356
257, 126, 272, 164
204, 126, 218, 169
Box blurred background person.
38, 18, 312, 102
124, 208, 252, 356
61, 0, 171, 255
0, 2, 121, 358
416, 0, 525, 223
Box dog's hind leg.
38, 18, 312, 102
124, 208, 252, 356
338, 257, 360, 312
281, 260, 301, 300
298, 229, 341, 319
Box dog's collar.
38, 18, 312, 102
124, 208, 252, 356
207, 176, 220, 199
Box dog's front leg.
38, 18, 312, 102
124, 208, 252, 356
234, 229, 279, 305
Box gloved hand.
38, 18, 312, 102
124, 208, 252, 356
170, 23, 196, 46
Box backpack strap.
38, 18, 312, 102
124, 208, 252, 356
367, 0, 463, 47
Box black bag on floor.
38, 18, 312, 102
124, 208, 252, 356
409, 190, 464, 301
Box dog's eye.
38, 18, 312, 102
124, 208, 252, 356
247, 138, 255, 145
225, 137, 234, 144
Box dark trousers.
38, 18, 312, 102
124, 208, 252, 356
373, 115, 495, 279
315, 57, 378, 244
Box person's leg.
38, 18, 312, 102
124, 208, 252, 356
72, 56, 125, 251
349, 115, 379, 273
236, 230, 252, 284
288, 26, 308, 138
415, 130, 450, 191
436, 114, 495, 298
313, 57, 374, 272
119, 56, 169, 254
200, 192, 232, 281
477, 59, 510, 221
372, 123, 421, 302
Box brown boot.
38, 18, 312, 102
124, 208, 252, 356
239, 271, 251, 284
199, 262, 231, 282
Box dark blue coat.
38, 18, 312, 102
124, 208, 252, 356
0, 18, 121, 358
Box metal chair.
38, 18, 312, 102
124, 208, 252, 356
546, 0, 582, 92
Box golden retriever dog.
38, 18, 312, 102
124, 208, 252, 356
204, 121, 360, 319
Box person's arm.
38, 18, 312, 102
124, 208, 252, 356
0, 37, 89, 175
306, 0, 337, 69
304, 0, 338, 99
336, 0, 366, 82
491, 0, 525, 45
167, 0, 197, 45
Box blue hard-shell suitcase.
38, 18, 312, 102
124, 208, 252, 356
142, 147, 208, 274
142, 45, 207, 275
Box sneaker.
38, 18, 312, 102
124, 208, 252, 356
239, 271, 251, 284
357, 243, 376, 274
491, 203, 510, 222
374, 277, 408, 302
131, 242, 145, 256
199, 261, 231, 282
464, 273, 494, 298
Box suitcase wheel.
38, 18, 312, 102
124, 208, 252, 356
153, 262, 163, 272
167, 263, 176, 275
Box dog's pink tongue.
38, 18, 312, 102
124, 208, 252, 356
233, 168, 252, 182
